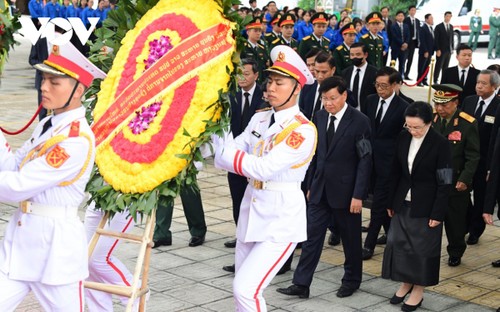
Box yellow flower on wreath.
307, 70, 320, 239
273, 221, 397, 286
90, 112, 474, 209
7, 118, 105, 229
93, 0, 235, 193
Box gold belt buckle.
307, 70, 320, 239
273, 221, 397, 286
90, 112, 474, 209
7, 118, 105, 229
20, 201, 30, 214
253, 180, 263, 190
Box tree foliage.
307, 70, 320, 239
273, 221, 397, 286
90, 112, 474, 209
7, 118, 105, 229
372, 0, 416, 14
297, 0, 315, 11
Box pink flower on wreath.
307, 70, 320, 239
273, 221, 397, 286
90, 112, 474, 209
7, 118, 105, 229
128, 101, 162, 134
144, 35, 174, 70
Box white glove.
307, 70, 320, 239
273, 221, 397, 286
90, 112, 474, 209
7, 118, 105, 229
199, 142, 213, 158
194, 161, 204, 170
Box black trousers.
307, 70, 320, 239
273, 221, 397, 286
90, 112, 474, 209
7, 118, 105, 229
293, 192, 362, 289
405, 39, 418, 77
227, 172, 248, 224
364, 176, 391, 250
434, 51, 452, 83
468, 164, 487, 238
444, 189, 470, 258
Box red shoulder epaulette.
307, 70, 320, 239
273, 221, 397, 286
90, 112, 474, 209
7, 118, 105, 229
295, 114, 309, 124
68, 121, 80, 137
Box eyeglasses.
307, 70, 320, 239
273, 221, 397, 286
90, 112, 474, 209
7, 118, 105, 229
403, 123, 427, 132
321, 96, 342, 103
374, 82, 391, 90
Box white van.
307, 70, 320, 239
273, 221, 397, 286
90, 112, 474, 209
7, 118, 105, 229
415, 0, 500, 49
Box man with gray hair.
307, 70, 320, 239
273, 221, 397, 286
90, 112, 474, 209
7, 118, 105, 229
462, 69, 500, 245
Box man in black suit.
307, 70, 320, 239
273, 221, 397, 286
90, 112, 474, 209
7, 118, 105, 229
441, 44, 480, 104
462, 70, 500, 245
381, 6, 393, 66
222, 58, 264, 270
342, 42, 378, 113
403, 5, 419, 80
277, 76, 372, 298
300, 51, 335, 120
417, 13, 435, 86
433, 11, 454, 84
362, 67, 409, 260
391, 10, 410, 79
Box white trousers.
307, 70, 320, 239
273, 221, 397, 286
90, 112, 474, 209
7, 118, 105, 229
0, 270, 84, 312
233, 240, 296, 312
84, 206, 136, 312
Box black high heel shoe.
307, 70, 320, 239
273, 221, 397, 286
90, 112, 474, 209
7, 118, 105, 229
401, 298, 423, 312
390, 286, 413, 304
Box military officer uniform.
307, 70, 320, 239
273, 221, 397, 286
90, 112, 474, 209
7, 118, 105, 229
359, 12, 384, 69
298, 13, 330, 59
213, 45, 316, 312
265, 13, 282, 46
270, 13, 299, 51
432, 85, 480, 266
242, 16, 270, 84
0, 41, 105, 310
333, 23, 357, 73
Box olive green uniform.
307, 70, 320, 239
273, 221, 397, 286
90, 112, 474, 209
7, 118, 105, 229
298, 34, 330, 60
359, 33, 384, 69
433, 110, 480, 259
333, 43, 352, 74
241, 40, 270, 83
488, 13, 500, 58
270, 35, 299, 51
264, 31, 280, 46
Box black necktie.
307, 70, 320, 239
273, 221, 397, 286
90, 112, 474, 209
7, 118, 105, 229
312, 90, 321, 117
352, 68, 360, 107
460, 69, 466, 87
269, 113, 275, 128
375, 100, 385, 127
241, 92, 251, 130
441, 118, 447, 132
475, 100, 485, 120
327, 115, 336, 148
40, 118, 52, 136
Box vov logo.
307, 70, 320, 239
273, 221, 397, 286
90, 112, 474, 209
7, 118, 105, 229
19, 16, 100, 46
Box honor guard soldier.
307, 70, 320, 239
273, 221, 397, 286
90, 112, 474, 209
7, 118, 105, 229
333, 22, 357, 73
265, 13, 282, 46
0, 41, 105, 310
432, 84, 480, 268
359, 12, 384, 69
242, 16, 270, 84
298, 12, 330, 60
212, 45, 316, 312
270, 13, 299, 51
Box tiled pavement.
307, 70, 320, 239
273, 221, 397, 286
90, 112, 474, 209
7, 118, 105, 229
0, 34, 499, 311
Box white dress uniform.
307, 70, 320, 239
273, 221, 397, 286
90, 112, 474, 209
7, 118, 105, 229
84, 203, 139, 312
0, 106, 95, 311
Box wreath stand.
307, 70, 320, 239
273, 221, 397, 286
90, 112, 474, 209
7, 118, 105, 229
84, 209, 156, 312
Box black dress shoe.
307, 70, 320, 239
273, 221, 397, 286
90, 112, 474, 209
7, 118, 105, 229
362, 248, 374, 260
448, 256, 461, 267
224, 239, 236, 248
222, 264, 235, 273
328, 233, 341, 246
401, 298, 423, 311
188, 236, 205, 247
152, 238, 172, 248
276, 284, 310, 298
390, 287, 413, 304
376, 234, 387, 245
492, 260, 500, 267
336, 285, 356, 298
466, 235, 479, 245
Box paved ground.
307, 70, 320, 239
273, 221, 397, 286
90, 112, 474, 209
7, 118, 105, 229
0, 34, 499, 311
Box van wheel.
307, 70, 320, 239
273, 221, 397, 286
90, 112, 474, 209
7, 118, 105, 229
453, 31, 461, 50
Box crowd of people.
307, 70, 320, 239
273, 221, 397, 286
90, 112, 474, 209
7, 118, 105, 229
28, 0, 116, 25
0, 0, 499, 312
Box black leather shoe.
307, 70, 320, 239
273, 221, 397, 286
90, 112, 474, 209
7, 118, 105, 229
466, 235, 479, 245
362, 248, 374, 260
448, 256, 461, 267
328, 233, 341, 246
188, 236, 205, 247
492, 260, 500, 267
377, 234, 387, 245
390, 287, 413, 304
224, 239, 236, 248
401, 298, 423, 311
276, 285, 310, 298
152, 238, 172, 248
336, 285, 356, 298
222, 264, 235, 273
